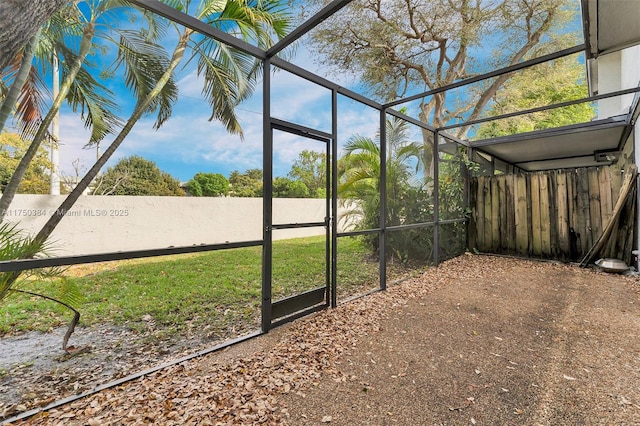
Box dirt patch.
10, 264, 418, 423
3, 254, 640, 425
0, 323, 248, 420
282, 256, 640, 425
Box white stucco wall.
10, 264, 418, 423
4, 196, 355, 256
597, 45, 640, 119
597, 51, 623, 117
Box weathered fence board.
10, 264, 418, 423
588, 168, 602, 245
576, 168, 591, 253
530, 173, 542, 255
491, 177, 500, 251
471, 167, 636, 263
515, 174, 528, 254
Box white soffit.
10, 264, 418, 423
589, 0, 640, 56
469, 117, 628, 171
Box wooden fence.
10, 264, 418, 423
469, 167, 637, 263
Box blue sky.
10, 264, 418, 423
16, 0, 586, 183
27, 1, 385, 184
49, 34, 384, 182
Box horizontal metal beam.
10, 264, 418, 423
385, 44, 585, 108
271, 118, 332, 141
387, 221, 434, 232
0, 240, 263, 273
337, 228, 381, 238
128, 0, 266, 59
272, 221, 327, 230
514, 153, 597, 166
385, 108, 437, 133
469, 115, 628, 148
439, 218, 469, 225
267, 0, 353, 57
440, 86, 640, 132
270, 56, 383, 110
385, 218, 467, 232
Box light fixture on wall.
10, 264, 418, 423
594, 149, 620, 163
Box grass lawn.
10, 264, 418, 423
0, 236, 386, 337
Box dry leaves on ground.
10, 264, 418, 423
9, 254, 640, 425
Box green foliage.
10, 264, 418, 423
475, 56, 594, 139
92, 155, 185, 196
288, 150, 326, 198
339, 116, 469, 263
437, 148, 470, 260
438, 148, 469, 220
272, 176, 310, 198
0, 132, 51, 194
229, 168, 262, 197
303, 0, 579, 146
339, 115, 433, 262
186, 172, 229, 197
0, 223, 46, 301
0, 223, 83, 350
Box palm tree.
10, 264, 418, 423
0, 1, 132, 221
33, 0, 292, 245
0, 29, 42, 134
0, 0, 69, 71
339, 114, 430, 261
340, 114, 424, 224
0, 1, 176, 350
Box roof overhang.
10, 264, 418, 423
460, 116, 631, 172
584, 0, 640, 59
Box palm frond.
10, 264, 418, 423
56, 276, 84, 309
343, 135, 380, 156
14, 65, 50, 136
186, 0, 293, 135
57, 44, 122, 143
0, 223, 50, 300
192, 39, 257, 135
113, 30, 177, 129
0, 48, 50, 136
198, 0, 229, 20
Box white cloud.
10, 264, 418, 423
53, 40, 384, 182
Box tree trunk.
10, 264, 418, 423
0, 22, 95, 223
33, 31, 192, 245
0, 29, 41, 133
0, 0, 69, 71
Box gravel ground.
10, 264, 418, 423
6, 254, 640, 425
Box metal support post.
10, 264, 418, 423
261, 59, 273, 332
433, 131, 440, 266
331, 89, 338, 307
379, 108, 387, 290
